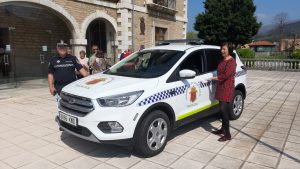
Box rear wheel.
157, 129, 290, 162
230, 90, 244, 120
134, 110, 170, 157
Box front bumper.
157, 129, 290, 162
56, 116, 133, 146
56, 101, 145, 146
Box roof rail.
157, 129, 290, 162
156, 39, 204, 46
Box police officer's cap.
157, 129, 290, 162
57, 40, 68, 48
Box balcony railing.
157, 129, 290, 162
241, 59, 300, 71
146, 0, 177, 14
153, 0, 176, 9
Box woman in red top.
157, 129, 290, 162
209, 42, 237, 142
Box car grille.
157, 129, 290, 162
59, 92, 94, 115
60, 120, 92, 137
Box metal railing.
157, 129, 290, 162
151, 0, 176, 10
241, 59, 300, 71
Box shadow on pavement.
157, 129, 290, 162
230, 125, 300, 163
59, 114, 221, 159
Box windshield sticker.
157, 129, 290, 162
85, 77, 113, 85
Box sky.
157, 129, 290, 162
187, 0, 300, 32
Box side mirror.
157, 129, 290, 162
179, 69, 196, 79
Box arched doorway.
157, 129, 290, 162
86, 20, 107, 56
82, 12, 117, 64
0, 1, 78, 88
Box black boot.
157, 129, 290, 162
218, 133, 231, 142
211, 128, 224, 135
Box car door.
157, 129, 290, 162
165, 49, 213, 121
203, 48, 223, 104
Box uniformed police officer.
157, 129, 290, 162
48, 40, 88, 96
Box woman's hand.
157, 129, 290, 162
207, 77, 218, 81
49, 86, 56, 96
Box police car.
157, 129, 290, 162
57, 41, 246, 157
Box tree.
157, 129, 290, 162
187, 32, 199, 39
194, 0, 261, 46
274, 12, 288, 51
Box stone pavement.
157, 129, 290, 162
0, 70, 300, 169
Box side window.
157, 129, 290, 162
167, 50, 204, 83
204, 49, 222, 72
179, 50, 204, 75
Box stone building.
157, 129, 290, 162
281, 38, 300, 51
0, 0, 187, 84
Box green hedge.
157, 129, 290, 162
236, 48, 255, 59
291, 49, 300, 59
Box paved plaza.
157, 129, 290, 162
0, 70, 300, 169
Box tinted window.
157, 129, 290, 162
204, 49, 223, 72
167, 50, 204, 83
179, 50, 204, 75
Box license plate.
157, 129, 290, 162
59, 112, 77, 127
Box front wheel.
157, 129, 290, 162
134, 110, 170, 157
230, 90, 244, 120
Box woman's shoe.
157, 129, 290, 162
218, 134, 231, 142
211, 129, 224, 135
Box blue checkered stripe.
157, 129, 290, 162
236, 70, 246, 77
197, 81, 212, 88
138, 85, 188, 106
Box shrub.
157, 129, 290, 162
291, 49, 300, 60
236, 48, 255, 59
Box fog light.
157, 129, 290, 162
98, 121, 124, 133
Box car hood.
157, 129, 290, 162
62, 73, 159, 100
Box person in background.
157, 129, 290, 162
124, 49, 132, 58
77, 50, 89, 79
119, 50, 126, 61
91, 50, 107, 74
208, 42, 237, 142
88, 45, 99, 74
48, 40, 88, 97
139, 45, 145, 51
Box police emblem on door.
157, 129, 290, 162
190, 86, 197, 102
186, 85, 200, 103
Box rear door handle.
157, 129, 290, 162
241, 65, 247, 71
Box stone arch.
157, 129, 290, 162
80, 10, 117, 39
0, 0, 80, 38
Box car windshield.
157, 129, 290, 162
104, 50, 184, 78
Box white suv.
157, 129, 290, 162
57, 43, 247, 157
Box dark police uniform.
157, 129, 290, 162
48, 54, 83, 95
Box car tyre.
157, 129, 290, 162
134, 110, 170, 157
230, 90, 244, 120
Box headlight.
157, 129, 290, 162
97, 91, 144, 107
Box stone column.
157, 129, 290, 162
69, 39, 87, 58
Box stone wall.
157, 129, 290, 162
0, 0, 186, 79
0, 5, 71, 78
133, 11, 186, 50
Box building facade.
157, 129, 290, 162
0, 0, 187, 84
281, 38, 300, 51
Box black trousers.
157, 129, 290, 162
220, 101, 231, 135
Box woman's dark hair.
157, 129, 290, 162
221, 42, 236, 58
